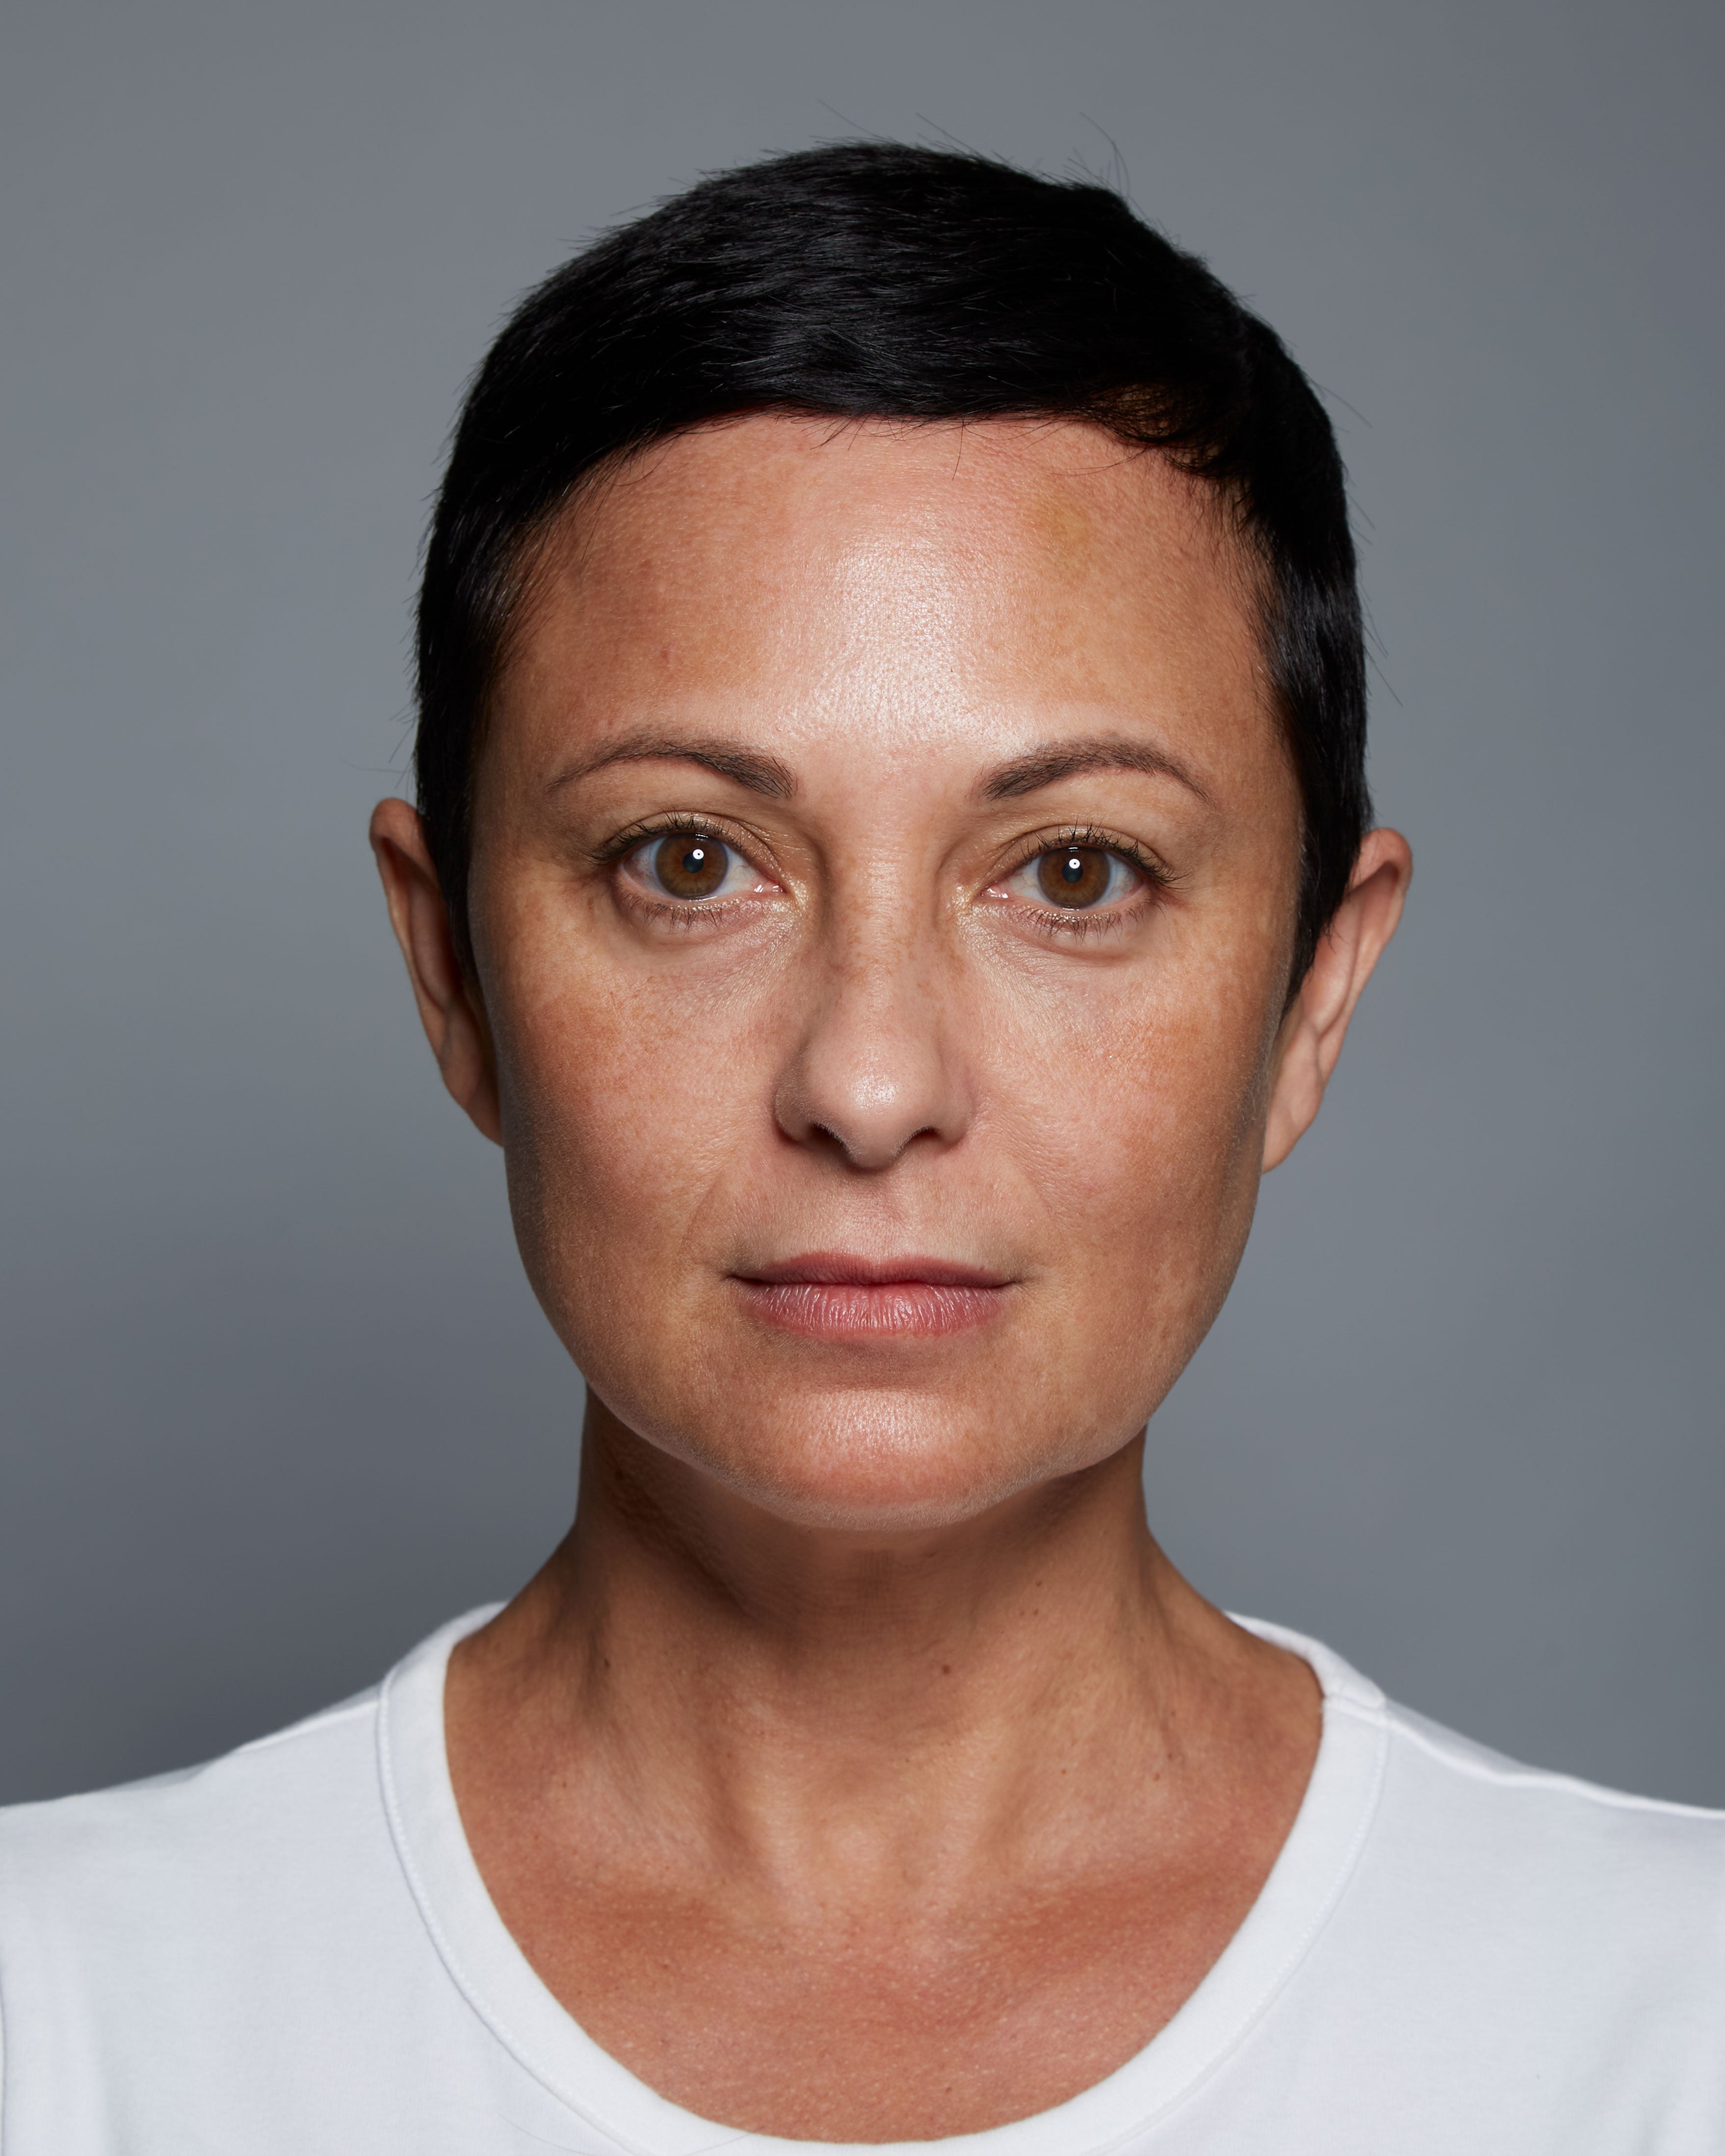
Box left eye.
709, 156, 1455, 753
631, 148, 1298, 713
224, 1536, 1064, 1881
624, 831, 758, 903
1009, 845, 1142, 912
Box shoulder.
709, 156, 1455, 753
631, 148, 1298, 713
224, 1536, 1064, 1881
0, 1642, 498, 2156
0, 1683, 380, 1860
0, 1682, 449, 2144
1253, 1612, 1725, 1912
0, 1687, 397, 1981
1245, 1616, 1725, 2010
1346, 1687, 1725, 2015
0, 1608, 496, 1997
1376, 1691, 1725, 1873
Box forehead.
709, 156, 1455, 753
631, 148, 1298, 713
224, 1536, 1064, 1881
499, 413, 1276, 776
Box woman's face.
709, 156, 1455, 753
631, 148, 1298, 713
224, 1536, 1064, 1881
464, 415, 1307, 1529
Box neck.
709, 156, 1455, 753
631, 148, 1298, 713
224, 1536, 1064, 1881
449, 1398, 1309, 1899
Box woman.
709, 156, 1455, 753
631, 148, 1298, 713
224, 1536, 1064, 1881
2, 145, 1720, 2155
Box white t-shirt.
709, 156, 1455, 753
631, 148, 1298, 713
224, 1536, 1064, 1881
1, 1607, 1722, 2154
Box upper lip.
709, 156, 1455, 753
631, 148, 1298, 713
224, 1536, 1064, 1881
736, 1252, 1013, 1288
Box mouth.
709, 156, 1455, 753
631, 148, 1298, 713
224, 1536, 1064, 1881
730, 1252, 1015, 1340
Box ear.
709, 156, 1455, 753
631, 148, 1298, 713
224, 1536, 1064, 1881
1262, 827, 1412, 1172
368, 798, 503, 1145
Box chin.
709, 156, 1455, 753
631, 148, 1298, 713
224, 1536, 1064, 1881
661, 1389, 1101, 1534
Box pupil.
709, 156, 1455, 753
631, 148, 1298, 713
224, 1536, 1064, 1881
1061, 854, 1083, 882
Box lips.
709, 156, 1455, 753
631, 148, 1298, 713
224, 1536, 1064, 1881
732, 1252, 1013, 1339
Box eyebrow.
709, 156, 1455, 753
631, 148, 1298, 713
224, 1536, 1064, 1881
547, 731, 798, 801
980, 734, 1214, 807
547, 726, 1208, 810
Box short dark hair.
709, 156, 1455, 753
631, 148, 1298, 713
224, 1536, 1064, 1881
416, 143, 1369, 982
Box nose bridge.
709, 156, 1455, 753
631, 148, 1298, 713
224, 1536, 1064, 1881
774, 865, 967, 1170
829, 866, 928, 1014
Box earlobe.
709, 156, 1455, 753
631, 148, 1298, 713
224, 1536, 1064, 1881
1261, 827, 1412, 1172
368, 799, 504, 1145
1261, 1003, 1324, 1172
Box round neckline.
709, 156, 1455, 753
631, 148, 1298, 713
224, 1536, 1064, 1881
378, 1605, 1388, 2156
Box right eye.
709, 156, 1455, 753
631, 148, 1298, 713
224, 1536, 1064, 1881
620, 831, 759, 905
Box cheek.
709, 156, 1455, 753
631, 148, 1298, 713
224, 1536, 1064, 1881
990, 944, 1281, 1299
482, 918, 775, 1315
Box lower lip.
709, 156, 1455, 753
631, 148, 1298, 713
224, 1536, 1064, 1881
735, 1280, 1008, 1339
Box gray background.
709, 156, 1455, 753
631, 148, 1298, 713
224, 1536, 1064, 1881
2, 0, 1720, 1807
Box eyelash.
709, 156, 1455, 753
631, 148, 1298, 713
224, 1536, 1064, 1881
592, 811, 744, 866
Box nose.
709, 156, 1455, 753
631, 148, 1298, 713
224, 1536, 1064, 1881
773, 924, 972, 1171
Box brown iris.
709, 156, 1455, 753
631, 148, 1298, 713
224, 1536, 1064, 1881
1036, 846, 1112, 908
653, 833, 728, 900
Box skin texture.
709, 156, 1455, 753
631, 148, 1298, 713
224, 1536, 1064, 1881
371, 414, 1410, 2141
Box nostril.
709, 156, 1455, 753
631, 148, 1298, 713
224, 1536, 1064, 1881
799, 1117, 945, 1171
